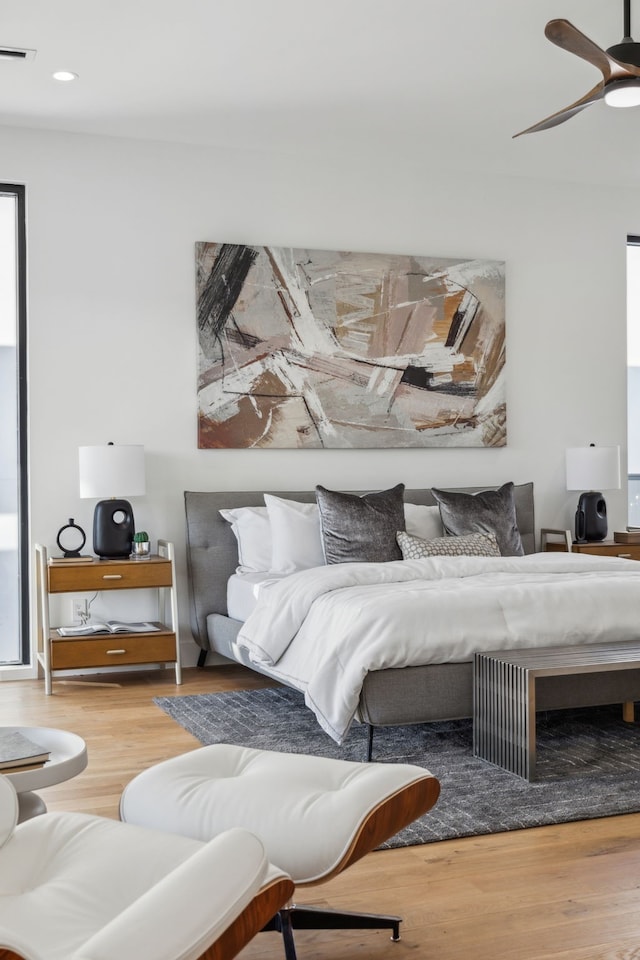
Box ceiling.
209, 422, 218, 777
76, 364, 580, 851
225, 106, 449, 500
2, 0, 640, 185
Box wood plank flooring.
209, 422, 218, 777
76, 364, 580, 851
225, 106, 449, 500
2, 665, 640, 960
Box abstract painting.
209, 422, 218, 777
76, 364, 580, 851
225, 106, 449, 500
196, 242, 505, 449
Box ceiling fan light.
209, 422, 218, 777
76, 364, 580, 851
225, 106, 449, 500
604, 78, 640, 107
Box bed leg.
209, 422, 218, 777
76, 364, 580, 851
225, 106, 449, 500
366, 725, 374, 762
197, 648, 208, 668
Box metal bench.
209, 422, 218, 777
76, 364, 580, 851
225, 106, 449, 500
474, 640, 640, 780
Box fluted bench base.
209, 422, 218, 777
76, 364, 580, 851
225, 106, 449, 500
473, 640, 640, 780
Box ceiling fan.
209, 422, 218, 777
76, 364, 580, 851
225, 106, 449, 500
514, 0, 640, 136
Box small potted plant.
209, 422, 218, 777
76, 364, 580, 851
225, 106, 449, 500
132, 530, 151, 559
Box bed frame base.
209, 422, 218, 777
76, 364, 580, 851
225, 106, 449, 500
367, 724, 374, 761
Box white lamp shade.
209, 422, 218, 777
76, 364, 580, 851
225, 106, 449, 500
565, 445, 621, 492
79, 445, 146, 499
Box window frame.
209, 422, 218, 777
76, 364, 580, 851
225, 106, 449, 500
1, 183, 29, 664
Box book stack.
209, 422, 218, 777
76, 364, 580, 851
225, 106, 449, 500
48, 555, 93, 564
613, 530, 640, 544
0, 730, 51, 771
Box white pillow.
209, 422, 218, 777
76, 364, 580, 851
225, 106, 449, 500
219, 507, 272, 574
404, 503, 444, 541
264, 495, 325, 574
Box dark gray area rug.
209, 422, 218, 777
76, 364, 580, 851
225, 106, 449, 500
154, 687, 640, 847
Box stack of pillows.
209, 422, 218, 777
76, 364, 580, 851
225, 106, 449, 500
220, 482, 524, 577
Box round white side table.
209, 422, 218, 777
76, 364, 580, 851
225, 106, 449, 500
0, 726, 87, 822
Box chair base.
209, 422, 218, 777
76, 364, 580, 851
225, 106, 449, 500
263, 904, 401, 960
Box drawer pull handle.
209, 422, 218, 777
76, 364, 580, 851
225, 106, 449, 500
618, 553, 632, 558
102, 574, 123, 580
106, 648, 127, 655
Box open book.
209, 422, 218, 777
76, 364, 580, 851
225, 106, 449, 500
57, 621, 160, 637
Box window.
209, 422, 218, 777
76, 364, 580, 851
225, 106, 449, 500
0, 184, 27, 665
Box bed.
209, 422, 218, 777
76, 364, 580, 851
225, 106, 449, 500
184, 484, 640, 752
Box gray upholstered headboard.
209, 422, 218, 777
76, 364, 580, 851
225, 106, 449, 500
184, 483, 535, 652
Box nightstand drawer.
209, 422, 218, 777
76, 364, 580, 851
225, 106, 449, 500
545, 541, 640, 560
586, 544, 640, 560
48, 558, 172, 592
50, 632, 177, 669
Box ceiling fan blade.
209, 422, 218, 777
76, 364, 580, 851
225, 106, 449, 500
545, 19, 640, 79
513, 80, 604, 138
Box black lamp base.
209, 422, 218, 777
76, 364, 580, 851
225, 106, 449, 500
574, 491, 608, 543
93, 499, 135, 558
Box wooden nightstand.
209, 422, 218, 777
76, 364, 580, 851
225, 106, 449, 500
35, 540, 182, 695
543, 536, 640, 561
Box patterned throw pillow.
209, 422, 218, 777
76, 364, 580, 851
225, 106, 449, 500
396, 529, 501, 560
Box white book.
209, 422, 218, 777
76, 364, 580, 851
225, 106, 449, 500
57, 621, 160, 637
48, 555, 94, 564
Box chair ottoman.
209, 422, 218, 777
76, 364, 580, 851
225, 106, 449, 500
120, 743, 440, 960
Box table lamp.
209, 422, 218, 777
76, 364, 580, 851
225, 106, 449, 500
79, 443, 146, 558
565, 444, 621, 543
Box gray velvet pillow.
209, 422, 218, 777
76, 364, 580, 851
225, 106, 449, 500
315, 484, 406, 564
430, 482, 524, 557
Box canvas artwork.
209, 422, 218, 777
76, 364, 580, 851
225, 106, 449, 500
196, 242, 506, 449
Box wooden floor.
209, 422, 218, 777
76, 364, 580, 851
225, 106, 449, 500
3, 665, 640, 960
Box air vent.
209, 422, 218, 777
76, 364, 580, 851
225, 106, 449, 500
0, 46, 36, 62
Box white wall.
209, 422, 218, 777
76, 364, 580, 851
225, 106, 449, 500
0, 124, 633, 669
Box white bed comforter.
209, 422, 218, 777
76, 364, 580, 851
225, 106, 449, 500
235, 553, 640, 742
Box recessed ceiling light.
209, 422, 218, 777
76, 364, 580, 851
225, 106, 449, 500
52, 70, 78, 82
